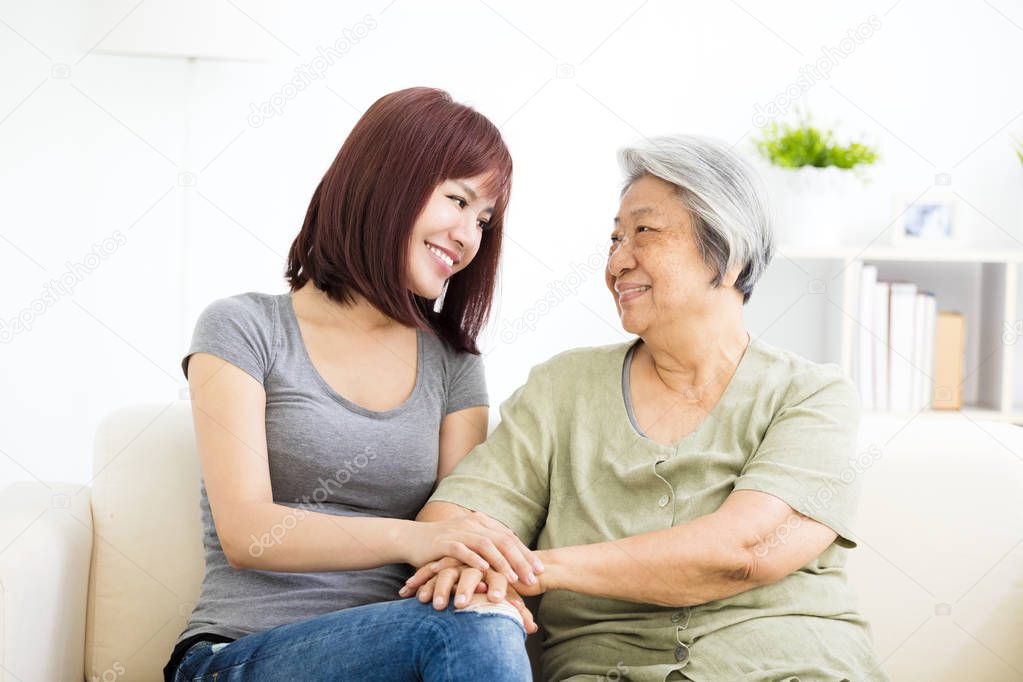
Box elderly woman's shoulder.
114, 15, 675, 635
752, 338, 859, 405
524, 341, 635, 383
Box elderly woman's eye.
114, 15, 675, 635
636, 225, 652, 233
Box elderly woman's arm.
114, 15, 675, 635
408, 488, 838, 608
537, 489, 837, 607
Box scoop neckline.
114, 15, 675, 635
621, 333, 754, 450
279, 292, 425, 418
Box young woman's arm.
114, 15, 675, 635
189, 352, 537, 579
436, 406, 488, 481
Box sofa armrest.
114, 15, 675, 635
0, 482, 93, 682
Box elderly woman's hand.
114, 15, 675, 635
400, 557, 541, 633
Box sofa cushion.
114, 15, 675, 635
847, 415, 1023, 682
86, 401, 202, 682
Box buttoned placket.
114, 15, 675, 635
656, 444, 692, 667
673, 607, 693, 664
653, 449, 677, 513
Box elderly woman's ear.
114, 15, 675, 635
721, 264, 743, 291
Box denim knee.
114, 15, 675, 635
410, 600, 531, 681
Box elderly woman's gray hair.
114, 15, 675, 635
617, 135, 774, 304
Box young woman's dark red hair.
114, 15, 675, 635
285, 87, 512, 354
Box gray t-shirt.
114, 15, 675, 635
176, 291, 488, 645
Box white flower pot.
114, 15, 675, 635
771, 166, 860, 249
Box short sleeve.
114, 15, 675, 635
429, 363, 554, 544
445, 351, 488, 415
181, 295, 276, 385
733, 368, 862, 548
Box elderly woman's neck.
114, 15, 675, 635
640, 317, 750, 394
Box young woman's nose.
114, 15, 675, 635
449, 212, 479, 252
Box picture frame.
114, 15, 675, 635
891, 192, 960, 247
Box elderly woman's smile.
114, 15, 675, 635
614, 282, 651, 303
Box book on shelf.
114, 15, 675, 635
856, 265, 877, 410
933, 312, 965, 410
914, 294, 937, 411
888, 282, 918, 412
854, 275, 958, 412
871, 280, 890, 410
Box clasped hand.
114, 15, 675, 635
400, 556, 545, 634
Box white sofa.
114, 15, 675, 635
1, 402, 1022, 681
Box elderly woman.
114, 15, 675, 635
408, 135, 887, 681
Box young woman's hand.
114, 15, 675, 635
400, 557, 539, 634
405, 513, 543, 586
405, 556, 547, 603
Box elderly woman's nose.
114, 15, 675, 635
607, 242, 633, 277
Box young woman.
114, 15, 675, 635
165, 87, 540, 682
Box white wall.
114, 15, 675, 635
2, 0, 1022, 487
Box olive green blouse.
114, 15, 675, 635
430, 337, 888, 682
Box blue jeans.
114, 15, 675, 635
172, 597, 531, 681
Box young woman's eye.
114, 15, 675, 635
448, 195, 468, 209
477, 218, 491, 231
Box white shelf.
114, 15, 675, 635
777, 244, 1023, 264
862, 407, 1014, 422
764, 246, 1022, 423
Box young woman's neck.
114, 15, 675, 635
295, 281, 401, 333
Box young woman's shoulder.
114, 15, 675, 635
421, 331, 489, 415
198, 291, 278, 320
182, 291, 281, 384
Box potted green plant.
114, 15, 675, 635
754, 114, 879, 247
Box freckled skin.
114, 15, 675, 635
606, 174, 740, 338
